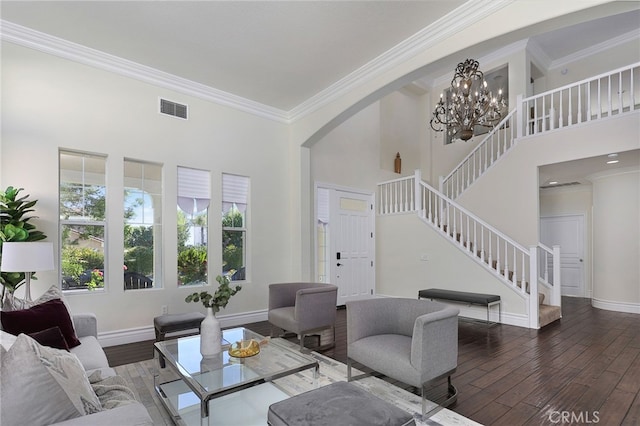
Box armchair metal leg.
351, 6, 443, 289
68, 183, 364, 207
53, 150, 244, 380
299, 334, 306, 351
420, 375, 458, 416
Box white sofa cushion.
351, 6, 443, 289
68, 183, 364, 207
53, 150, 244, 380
0, 334, 102, 426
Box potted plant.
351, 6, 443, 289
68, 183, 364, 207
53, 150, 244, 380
0, 187, 47, 300
185, 275, 242, 356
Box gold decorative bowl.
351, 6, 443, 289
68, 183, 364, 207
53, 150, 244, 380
228, 339, 261, 358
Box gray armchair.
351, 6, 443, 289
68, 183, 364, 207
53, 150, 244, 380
268, 282, 338, 351
346, 298, 459, 416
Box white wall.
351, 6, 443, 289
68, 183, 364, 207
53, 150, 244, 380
376, 213, 528, 325
311, 101, 385, 191
380, 91, 422, 176
457, 112, 640, 247
590, 168, 640, 313
1, 42, 294, 340
311, 90, 424, 192
544, 38, 640, 91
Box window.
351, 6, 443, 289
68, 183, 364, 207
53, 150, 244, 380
59, 150, 107, 291
316, 188, 330, 283
177, 167, 209, 286
222, 173, 249, 281
124, 159, 162, 290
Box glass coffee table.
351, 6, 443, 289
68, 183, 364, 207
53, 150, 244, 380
154, 327, 319, 425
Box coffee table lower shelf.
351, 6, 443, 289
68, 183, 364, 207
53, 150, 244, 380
157, 378, 290, 426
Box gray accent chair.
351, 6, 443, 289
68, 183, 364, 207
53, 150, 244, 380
268, 282, 338, 351
346, 297, 459, 416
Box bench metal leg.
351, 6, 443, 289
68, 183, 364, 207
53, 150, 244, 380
488, 300, 501, 324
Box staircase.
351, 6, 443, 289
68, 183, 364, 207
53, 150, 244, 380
441, 62, 640, 200
377, 62, 640, 329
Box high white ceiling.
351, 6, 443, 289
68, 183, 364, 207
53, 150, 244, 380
1, 0, 465, 111
1, 1, 638, 113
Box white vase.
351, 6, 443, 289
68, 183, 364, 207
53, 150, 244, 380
200, 307, 222, 357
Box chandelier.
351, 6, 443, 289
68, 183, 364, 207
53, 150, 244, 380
430, 59, 507, 141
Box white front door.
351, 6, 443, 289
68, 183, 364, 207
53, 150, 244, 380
329, 190, 375, 305
541, 215, 585, 297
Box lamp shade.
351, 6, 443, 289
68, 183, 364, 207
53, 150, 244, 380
1, 242, 54, 272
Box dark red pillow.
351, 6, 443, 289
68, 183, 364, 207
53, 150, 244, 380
28, 326, 70, 351
1, 299, 81, 348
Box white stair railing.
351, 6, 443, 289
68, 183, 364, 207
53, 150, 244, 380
522, 62, 640, 137
440, 110, 517, 199
377, 174, 417, 215
441, 62, 640, 200
418, 176, 530, 295
377, 171, 564, 329
537, 243, 561, 306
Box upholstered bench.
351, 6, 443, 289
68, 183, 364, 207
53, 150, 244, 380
267, 381, 414, 426
418, 288, 501, 324
153, 312, 205, 342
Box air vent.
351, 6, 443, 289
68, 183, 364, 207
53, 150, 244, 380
160, 98, 188, 119
540, 181, 581, 189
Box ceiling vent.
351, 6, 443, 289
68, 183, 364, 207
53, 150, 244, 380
160, 98, 188, 120
540, 181, 581, 189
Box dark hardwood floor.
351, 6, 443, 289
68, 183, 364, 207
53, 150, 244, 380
104, 298, 640, 425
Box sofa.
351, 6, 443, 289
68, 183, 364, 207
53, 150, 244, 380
0, 289, 153, 426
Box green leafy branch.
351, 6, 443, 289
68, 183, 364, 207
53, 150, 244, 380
185, 275, 242, 313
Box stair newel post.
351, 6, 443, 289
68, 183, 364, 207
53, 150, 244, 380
516, 94, 524, 139
529, 246, 539, 329
414, 170, 421, 215
552, 245, 562, 306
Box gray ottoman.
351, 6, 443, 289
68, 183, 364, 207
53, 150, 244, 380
268, 381, 415, 426
153, 312, 205, 342
154, 312, 205, 367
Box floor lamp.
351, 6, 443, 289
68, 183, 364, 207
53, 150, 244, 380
1, 242, 54, 301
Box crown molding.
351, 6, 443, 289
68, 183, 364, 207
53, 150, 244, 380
429, 38, 529, 88
549, 28, 640, 70
1, 2, 516, 125
0, 20, 291, 123
287, 0, 515, 121
525, 38, 553, 70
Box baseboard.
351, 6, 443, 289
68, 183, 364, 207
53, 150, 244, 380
98, 309, 268, 347
592, 298, 640, 314
453, 304, 530, 329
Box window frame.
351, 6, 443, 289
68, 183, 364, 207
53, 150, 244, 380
177, 166, 210, 287
222, 173, 249, 282
123, 158, 163, 291
59, 149, 107, 293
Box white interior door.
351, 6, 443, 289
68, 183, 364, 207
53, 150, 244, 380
541, 215, 585, 297
329, 189, 374, 305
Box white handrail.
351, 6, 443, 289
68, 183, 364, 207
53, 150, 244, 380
376, 172, 565, 328
377, 175, 416, 215
440, 62, 639, 199
521, 62, 639, 137
418, 179, 529, 292
440, 109, 517, 199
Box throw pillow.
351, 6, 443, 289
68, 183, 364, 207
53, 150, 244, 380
28, 326, 70, 351
0, 334, 102, 426
0, 330, 17, 352
0, 299, 81, 348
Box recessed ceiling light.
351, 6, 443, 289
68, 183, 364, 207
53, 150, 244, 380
549, 181, 558, 185
607, 160, 619, 164
607, 153, 618, 158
